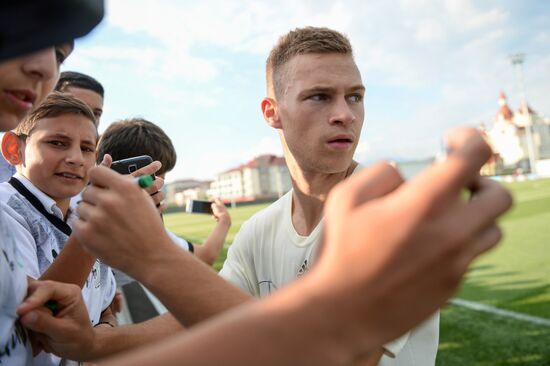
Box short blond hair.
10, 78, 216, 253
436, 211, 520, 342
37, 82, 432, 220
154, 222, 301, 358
14, 92, 96, 137
266, 27, 353, 97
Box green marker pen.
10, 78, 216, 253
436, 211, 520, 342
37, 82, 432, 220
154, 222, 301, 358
134, 175, 154, 188
44, 300, 59, 316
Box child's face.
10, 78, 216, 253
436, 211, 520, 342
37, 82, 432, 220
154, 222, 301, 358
0, 44, 73, 132
19, 114, 97, 206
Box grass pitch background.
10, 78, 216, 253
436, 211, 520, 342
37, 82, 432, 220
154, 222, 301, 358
164, 179, 550, 365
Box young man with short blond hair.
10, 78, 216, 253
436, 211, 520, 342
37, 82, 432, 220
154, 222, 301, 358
220, 26, 439, 365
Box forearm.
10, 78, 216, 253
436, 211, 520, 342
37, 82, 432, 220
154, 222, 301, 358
130, 241, 251, 326
195, 221, 231, 265
99, 277, 361, 366
40, 235, 96, 287
86, 312, 182, 361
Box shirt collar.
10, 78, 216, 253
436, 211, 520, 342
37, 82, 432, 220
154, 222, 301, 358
13, 173, 66, 220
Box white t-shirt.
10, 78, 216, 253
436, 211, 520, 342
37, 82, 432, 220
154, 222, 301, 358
220, 174, 440, 365
0, 203, 33, 365
0, 174, 117, 366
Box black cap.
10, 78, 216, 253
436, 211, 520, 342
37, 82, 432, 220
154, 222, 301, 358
0, 0, 104, 61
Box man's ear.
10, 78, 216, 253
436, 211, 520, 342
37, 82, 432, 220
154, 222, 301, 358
2, 132, 24, 165
261, 97, 282, 129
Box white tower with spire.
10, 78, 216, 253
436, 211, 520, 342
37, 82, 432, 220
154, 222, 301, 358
488, 91, 525, 166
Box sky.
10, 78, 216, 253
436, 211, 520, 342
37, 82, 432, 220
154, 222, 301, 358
62, 0, 550, 182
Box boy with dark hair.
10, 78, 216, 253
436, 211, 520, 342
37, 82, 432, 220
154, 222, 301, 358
55, 70, 104, 123
97, 118, 176, 177
97, 117, 231, 267
0, 91, 116, 365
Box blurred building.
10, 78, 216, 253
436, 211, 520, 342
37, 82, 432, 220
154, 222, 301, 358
164, 179, 211, 207
481, 91, 550, 175
208, 154, 291, 203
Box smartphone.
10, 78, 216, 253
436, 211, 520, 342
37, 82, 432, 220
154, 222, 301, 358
186, 199, 213, 215
111, 155, 153, 175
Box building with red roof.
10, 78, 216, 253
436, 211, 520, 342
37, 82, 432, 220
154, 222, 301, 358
208, 154, 291, 203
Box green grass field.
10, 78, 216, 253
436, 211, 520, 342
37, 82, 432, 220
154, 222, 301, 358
164, 179, 550, 365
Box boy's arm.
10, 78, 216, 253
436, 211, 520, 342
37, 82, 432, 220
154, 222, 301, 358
194, 198, 231, 265
39, 235, 95, 286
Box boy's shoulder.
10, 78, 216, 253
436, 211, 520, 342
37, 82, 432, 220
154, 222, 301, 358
0, 181, 28, 225
0, 180, 17, 202
0, 177, 70, 244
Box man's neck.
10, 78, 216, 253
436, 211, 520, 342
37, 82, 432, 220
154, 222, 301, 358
289, 160, 357, 236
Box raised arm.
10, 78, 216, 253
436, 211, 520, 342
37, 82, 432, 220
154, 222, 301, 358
194, 198, 231, 265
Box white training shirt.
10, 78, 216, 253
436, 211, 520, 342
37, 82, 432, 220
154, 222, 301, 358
0, 174, 117, 366
0, 202, 33, 365
220, 165, 440, 365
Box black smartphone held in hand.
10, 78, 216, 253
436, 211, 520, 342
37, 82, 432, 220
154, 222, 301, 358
111, 155, 153, 175
186, 199, 213, 215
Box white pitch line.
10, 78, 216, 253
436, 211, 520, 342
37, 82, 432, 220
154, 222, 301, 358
450, 298, 550, 327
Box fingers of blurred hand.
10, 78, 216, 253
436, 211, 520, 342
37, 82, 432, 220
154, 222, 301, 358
76, 200, 95, 223
80, 184, 102, 206
461, 178, 512, 233
147, 177, 165, 200
466, 224, 503, 261
88, 166, 129, 189
99, 154, 112, 168
447, 224, 503, 281
157, 201, 168, 214
444, 128, 492, 159
326, 162, 403, 218
17, 280, 81, 317
146, 175, 164, 195
130, 161, 162, 178
110, 293, 123, 314
211, 198, 227, 216
406, 129, 491, 210
20, 307, 55, 335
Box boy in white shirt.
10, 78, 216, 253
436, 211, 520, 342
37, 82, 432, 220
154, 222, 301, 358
0, 92, 116, 365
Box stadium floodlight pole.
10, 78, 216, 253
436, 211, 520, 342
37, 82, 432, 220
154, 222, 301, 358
510, 53, 537, 175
